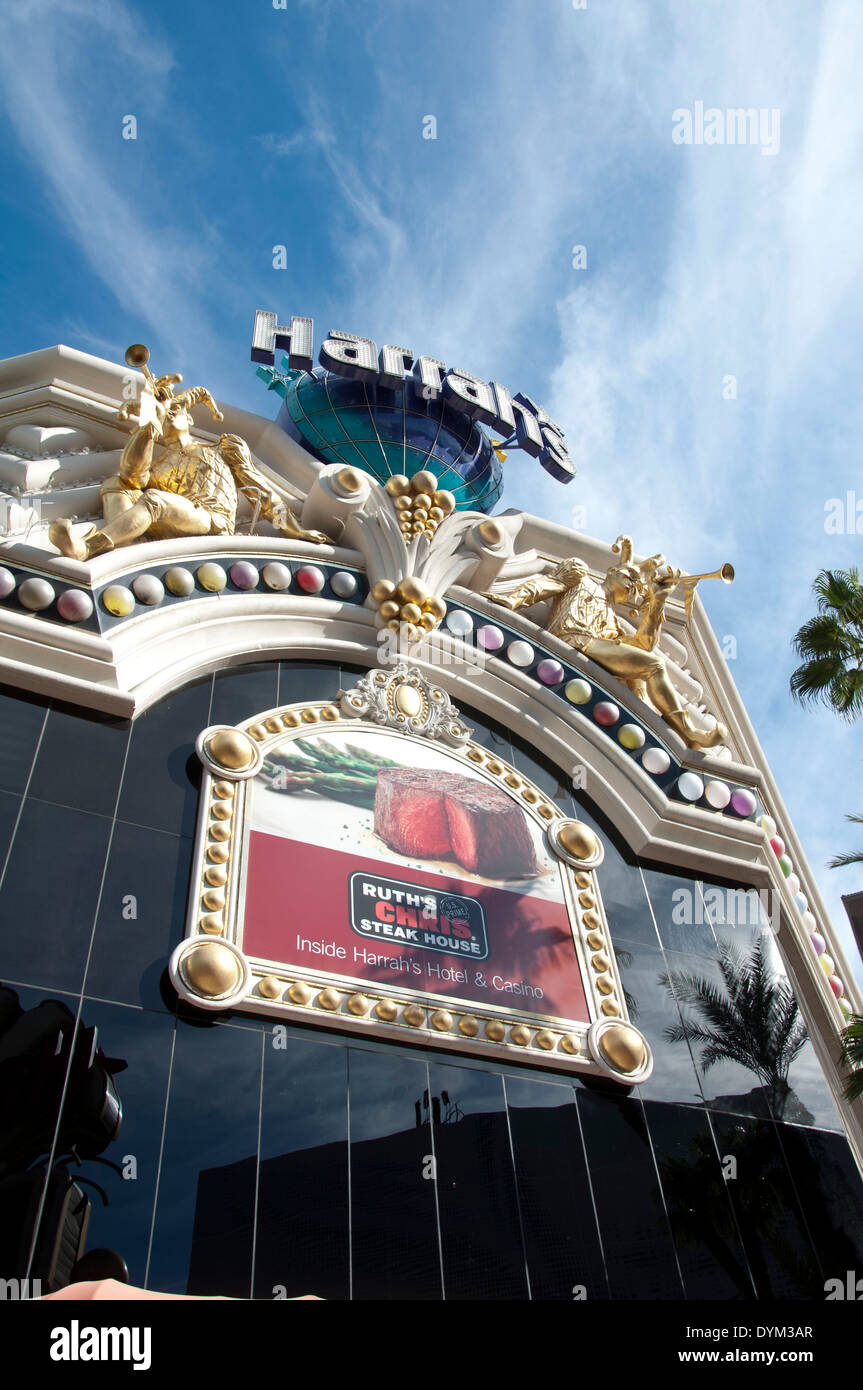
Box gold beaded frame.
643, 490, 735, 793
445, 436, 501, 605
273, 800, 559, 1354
169, 666, 652, 1084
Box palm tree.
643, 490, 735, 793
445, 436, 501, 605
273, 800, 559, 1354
789, 567, 863, 718
828, 813, 863, 869
660, 936, 808, 1115
838, 1016, 863, 1102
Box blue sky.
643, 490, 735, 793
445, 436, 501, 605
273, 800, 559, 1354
1, 0, 862, 979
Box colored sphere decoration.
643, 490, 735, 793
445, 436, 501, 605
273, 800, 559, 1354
564, 678, 592, 705
819, 954, 834, 976
476, 624, 505, 652
729, 788, 757, 818
0, 568, 15, 599
164, 566, 195, 597
809, 932, 826, 956
769, 836, 785, 857
786, 872, 801, 897
759, 814, 777, 836
57, 589, 94, 622
704, 779, 732, 809
101, 584, 135, 617
262, 562, 292, 591
196, 563, 227, 593
445, 609, 474, 638
132, 573, 165, 606
802, 911, 818, 933
839, 996, 853, 1018
329, 570, 358, 599
18, 577, 55, 611
507, 640, 535, 668
793, 893, 808, 914
677, 771, 705, 802
592, 702, 619, 727
641, 746, 671, 775
617, 724, 646, 751
829, 976, 845, 999
229, 561, 259, 591
296, 565, 326, 594
536, 658, 565, 686
778, 855, 793, 877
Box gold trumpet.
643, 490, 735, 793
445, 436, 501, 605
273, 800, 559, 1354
676, 562, 735, 585
125, 342, 155, 384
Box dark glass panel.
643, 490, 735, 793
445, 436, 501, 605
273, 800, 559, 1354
209, 662, 279, 729
427, 1062, 528, 1300
574, 803, 661, 950
576, 1088, 684, 1298
116, 675, 212, 838
0, 788, 21, 876
253, 1031, 349, 1302
614, 938, 704, 1105
276, 661, 341, 707
644, 1100, 754, 1299
774, 1124, 863, 1280
84, 823, 193, 1011
642, 867, 718, 959
0, 800, 111, 993
28, 704, 130, 819
348, 1047, 442, 1300
54, 1000, 174, 1289
148, 1017, 261, 1297
709, 1111, 823, 1299
0, 684, 48, 795
661, 945, 778, 1120
504, 1074, 608, 1299
508, 733, 574, 805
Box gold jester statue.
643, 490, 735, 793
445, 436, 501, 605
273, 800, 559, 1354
486, 535, 734, 750
49, 345, 330, 561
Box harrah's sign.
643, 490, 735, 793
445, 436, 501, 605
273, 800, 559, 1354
251, 309, 574, 483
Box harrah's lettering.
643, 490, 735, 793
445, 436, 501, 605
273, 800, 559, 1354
251, 309, 574, 482
349, 871, 489, 959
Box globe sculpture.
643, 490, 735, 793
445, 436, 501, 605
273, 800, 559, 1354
257, 365, 504, 513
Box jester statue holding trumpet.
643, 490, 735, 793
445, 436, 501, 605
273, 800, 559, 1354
486, 536, 734, 750
49, 345, 329, 562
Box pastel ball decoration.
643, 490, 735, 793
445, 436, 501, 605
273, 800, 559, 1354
593, 701, 619, 727
132, 573, 165, 606
759, 814, 777, 836
536, 658, 565, 686
641, 746, 671, 775
296, 565, 325, 594
778, 855, 793, 877
101, 584, 134, 617
164, 566, 195, 596
564, 678, 592, 705
330, 570, 358, 599
810, 932, 826, 956
476, 624, 505, 651
793, 893, 808, 914
819, 954, 834, 977
786, 873, 801, 897
730, 788, 757, 818
262, 562, 291, 591
197, 563, 227, 593
704, 780, 732, 810
507, 639, 535, 668
57, 589, 94, 622
839, 996, 853, 1018
229, 561, 259, 591
677, 771, 705, 802
445, 609, 474, 638
0, 568, 15, 599
802, 911, 817, 933
769, 837, 785, 857
618, 724, 646, 751
829, 976, 845, 999
18, 577, 56, 611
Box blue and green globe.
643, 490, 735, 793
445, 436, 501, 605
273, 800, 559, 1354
258, 365, 504, 513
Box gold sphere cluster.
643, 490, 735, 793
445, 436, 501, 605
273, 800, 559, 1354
384, 469, 456, 539
370, 574, 447, 643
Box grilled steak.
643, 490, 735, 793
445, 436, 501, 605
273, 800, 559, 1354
374, 768, 539, 879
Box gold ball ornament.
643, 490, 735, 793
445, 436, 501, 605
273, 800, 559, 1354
182, 943, 241, 998
411, 470, 438, 495
599, 1024, 647, 1075
370, 579, 396, 604
412, 493, 432, 510
385, 474, 412, 496
432, 490, 456, 515
207, 729, 255, 771
336, 466, 365, 493
558, 820, 599, 861
422, 595, 447, 621
378, 599, 400, 621
258, 975, 282, 1000
400, 602, 423, 624
395, 576, 430, 605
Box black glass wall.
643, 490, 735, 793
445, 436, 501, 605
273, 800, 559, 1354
0, 660, 861, 1300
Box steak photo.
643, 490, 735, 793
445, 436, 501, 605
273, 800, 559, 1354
374, 768, 539, 879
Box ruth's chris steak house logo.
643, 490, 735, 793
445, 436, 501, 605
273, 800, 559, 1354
349, 871, 489, 959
